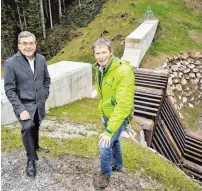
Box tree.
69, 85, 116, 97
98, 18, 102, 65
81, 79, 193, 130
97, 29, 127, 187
58, 0, 62, 20
48, 0, 53, 29
39, 0, 46, 39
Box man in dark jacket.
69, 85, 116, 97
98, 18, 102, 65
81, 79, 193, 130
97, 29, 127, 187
4, 31, 51, 178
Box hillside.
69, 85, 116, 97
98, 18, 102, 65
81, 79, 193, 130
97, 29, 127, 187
48, 0, 202, 68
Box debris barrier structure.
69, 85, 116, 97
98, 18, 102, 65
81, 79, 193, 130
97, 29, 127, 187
1, 61, 92, 125
134, 68, 202, 182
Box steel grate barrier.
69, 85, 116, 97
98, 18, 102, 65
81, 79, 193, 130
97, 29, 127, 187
134, 68, 202, 182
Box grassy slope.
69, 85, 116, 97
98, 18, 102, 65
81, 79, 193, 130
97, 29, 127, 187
48, 0, 202, 68
2, 98, 202, 190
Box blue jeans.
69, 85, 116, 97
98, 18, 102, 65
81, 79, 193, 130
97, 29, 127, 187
99, 116, 128, 176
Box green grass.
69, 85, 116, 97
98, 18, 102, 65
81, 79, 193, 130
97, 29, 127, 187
1, 126, 201, 190
181, 101, 202, 130
48, 0, 202, 68
47, 98, 102, 127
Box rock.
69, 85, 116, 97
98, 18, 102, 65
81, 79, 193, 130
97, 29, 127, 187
189, 73, 195, 78
175, 84, 182, 91
168, 78, 173, 86
191, 96, 195, 101
184, 74, 190, 80
183, 61, 189, 66
178, 72, 183, 78
167, 88, 174, 96
191, 78, 199, 84
181, 78, 187, 85
188, 103, 194, 108
187, 58, 194, 64
173, 78, 179, 84
181, 53, 189, 59
184, 68, 191, 73
184, 86, 190, 91
182, 97, 187, 103
162, 62, 167, 68
189, 64, 195, 69
176, 62, 181, 67
196, 73, 201, 78
178, 95, 182, 100
179, 112, 184, 119
191, 52, 202, 59
173, 72, 178, 77
179, 65, 187, 71
193, 68, 199, 73
171, 65, 179, 71
195, 60, 202, 65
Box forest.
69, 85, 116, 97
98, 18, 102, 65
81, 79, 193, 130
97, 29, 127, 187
1, 0, 106, 61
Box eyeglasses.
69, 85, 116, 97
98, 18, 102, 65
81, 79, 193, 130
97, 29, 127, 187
19, 42, 36, 46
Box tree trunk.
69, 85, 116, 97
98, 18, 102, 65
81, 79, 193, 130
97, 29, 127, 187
78, 0, 81, 10
17, 3, 23, 31
23, 10, 27, 29
44, 0, 49, 18
39, 0, 46, 39
48, 0, 53, 29
62, 0, 65, 13
58, 0, 62, 21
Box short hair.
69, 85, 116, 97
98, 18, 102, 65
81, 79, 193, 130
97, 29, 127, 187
92, 38, 112, 53
18, 31, 36, 44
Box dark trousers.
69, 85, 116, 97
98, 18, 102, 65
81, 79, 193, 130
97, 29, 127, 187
20, 110, 40, 161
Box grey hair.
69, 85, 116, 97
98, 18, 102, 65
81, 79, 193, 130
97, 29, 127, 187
92, 38, 112, 53
18, 31, 36, 44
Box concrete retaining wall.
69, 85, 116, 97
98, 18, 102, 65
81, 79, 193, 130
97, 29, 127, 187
122, 20, 159, 67
1, 61, 92, 125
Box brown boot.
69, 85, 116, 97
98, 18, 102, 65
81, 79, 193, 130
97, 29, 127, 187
93, 173, 110, 189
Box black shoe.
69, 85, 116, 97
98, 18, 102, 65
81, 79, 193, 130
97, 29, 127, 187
36, 147, 50, 153
112, 166, 122, 172
93, 173, 110, 189
26, 160, 36, 178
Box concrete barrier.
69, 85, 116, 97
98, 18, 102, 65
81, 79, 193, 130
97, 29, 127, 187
122, 20, 159, 67
1, 61, 92, 125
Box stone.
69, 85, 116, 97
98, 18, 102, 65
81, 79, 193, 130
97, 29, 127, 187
175, 84, 182, 91
195, 60, 202, 65
183, 68, 191, 73
162, 62, 167, 68
167, 88, 174, 96
189, 64, 195, 69
191, 78, 199, 84
196, 73, 201, 78
193, 68, 199, 73
178, 95, 182, 100
176, 61, 181, 67
168, 78, 173, 86
190, 51, 202, 59
188, 103, 194, 108
190, 96, 195, 101
184, 74, 190, 80
171, 65, 179, 71
189, 73, 195, 78
179, 65, 187, 71
183, 61, 189, 66
181, 78, 187, 85
182, 97, 187, 103
173, 72, 178, 77
181, 53, 189, 59
173, 78, 179, 84
179, 112, 184, 119
178, 72, 183, 78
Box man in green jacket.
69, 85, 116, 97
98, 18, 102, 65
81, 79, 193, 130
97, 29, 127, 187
92, 38, 135, 189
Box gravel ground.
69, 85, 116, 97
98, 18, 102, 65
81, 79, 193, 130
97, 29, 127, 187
2, 120, 164, 191
1, 150, 163, 191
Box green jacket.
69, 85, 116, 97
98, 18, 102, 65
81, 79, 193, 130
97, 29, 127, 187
94, 56, 135, 137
